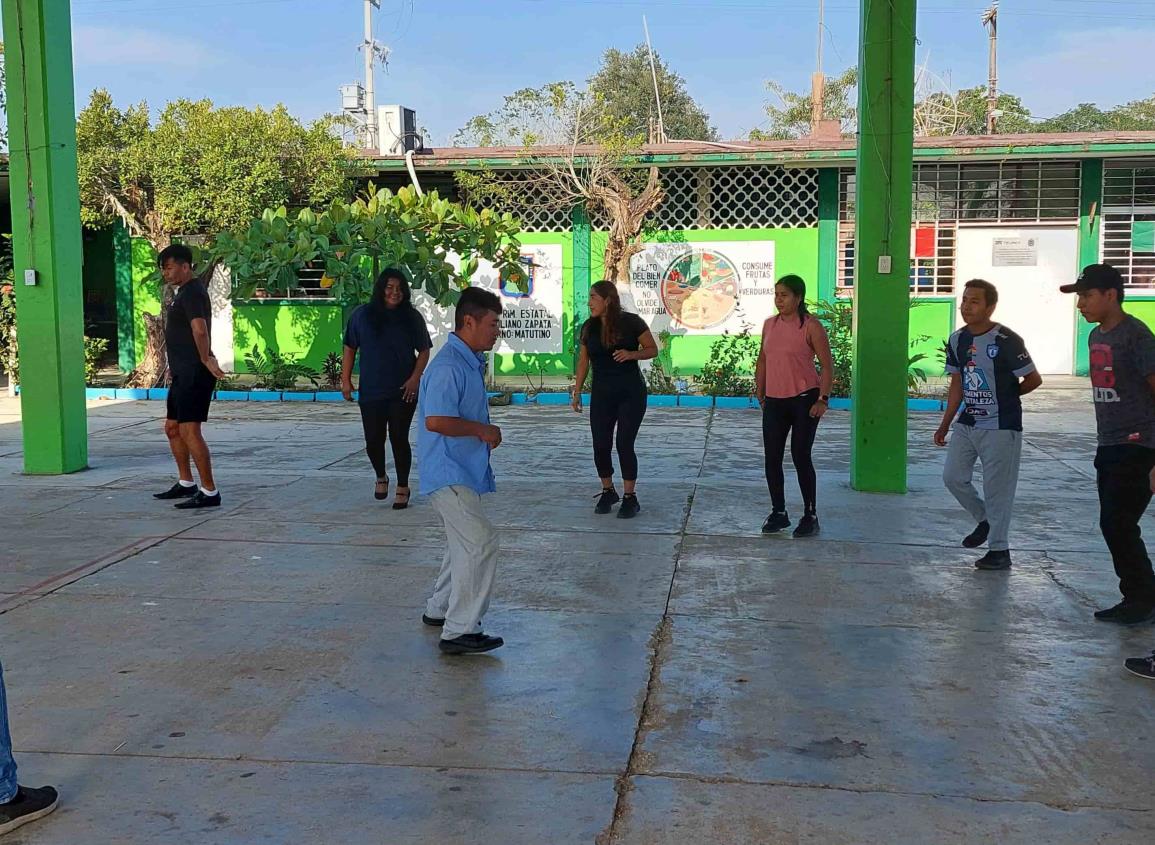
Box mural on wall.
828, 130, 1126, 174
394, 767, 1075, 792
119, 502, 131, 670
627, 241, 778, 334
469, 243, 564, 354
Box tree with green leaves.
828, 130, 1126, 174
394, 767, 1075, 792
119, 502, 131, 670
1035, 97, 1155, 133
77, 90, 353, 252
455, 81, 664, 283
950, 85, 1033, 135
211, 185, 526, 307
588, 45, 716, 141
750, 68, 858, 140
75, 90, 355, 385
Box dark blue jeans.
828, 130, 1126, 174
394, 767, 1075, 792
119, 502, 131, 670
0, 660, 17, 802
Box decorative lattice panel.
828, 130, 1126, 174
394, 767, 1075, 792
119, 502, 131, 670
471, 170, 575, 233
643, 165, 820, 230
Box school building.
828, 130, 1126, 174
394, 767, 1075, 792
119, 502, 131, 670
83, 132, 1155, 382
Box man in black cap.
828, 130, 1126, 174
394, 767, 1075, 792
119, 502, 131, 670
1062, 263, 1155, 625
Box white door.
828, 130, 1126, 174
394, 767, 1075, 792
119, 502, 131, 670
954, 226, 1078, 375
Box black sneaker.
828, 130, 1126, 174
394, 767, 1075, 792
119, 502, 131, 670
154, 482, 197, 500
173, 491, 221, 510
1124, 651, 1155, 680
1095, 602, 1155, 625
761, 511, 790, 533
793, 514, 820, 538
963, 520, 990, 549
594, 487, 620, 515
422, 614, 445, 627
0, 785, 59, 836
617, 494, 640, 519
439, 633, 504, 655
975, 550, 1012, 570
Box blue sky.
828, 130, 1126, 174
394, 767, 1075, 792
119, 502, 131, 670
9, 0, 1155, 144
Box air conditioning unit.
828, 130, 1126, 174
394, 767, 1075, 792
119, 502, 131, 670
378, 105, 419, 156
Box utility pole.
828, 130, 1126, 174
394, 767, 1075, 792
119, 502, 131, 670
811, 0, 825, 132
643, 16, 666, 143
982, 1, 999, 134
363, 0, 380, 151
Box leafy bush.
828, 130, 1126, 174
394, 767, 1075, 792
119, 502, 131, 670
84, 337, 109, 384
0, 283, 16, 385
696, 326, 760, 397
812, 297, 943, 397
321, 351, 343, 390
645, 329, 679, 394
244, 345, 319, 390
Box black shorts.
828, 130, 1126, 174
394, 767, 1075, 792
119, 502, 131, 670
167, 367, 216, 423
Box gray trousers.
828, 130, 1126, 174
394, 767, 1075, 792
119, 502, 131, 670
426, 485, 500, 639
943, 426, 1023, 552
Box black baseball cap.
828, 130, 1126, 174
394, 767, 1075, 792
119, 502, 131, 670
1060, 263, 1124, 294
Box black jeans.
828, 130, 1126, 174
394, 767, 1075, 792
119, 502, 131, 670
590, 384, 647, 482
1095, 444, 1155, 605
359, 397, 418, 486
762, 389, 820, 514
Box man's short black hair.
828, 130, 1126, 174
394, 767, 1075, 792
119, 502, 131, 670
964, 278, 998, 307
454, 286, 502, 330
158, 243, 194, 269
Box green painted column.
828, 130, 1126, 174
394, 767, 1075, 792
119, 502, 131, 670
1074, 158, 1103, 376
850, 0, 917, 493
2, 0, 88, 473
113, 220, 136, 373
572, 204, 592, 349
816, 168, 839, 303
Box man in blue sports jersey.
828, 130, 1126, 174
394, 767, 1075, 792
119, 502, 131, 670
935, 279, 1043, 570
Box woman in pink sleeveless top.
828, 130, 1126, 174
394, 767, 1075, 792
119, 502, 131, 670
754, 274, 834, 537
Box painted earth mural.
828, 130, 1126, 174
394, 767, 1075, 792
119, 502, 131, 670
659, 248, 741, 329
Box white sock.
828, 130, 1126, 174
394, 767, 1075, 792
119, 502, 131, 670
200, 487, 218, 497
179, 479, 196, 488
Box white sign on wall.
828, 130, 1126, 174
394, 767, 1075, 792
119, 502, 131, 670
627, 241, 777, 334
992, 236, 1039, 267
470, 243, 564, 354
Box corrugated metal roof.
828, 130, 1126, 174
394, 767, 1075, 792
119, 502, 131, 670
360, 132, 1155, 169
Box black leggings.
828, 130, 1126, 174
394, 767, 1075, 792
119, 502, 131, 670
590, 386, 647, 482
762, 388, 820, 514
359, 398, 417, 486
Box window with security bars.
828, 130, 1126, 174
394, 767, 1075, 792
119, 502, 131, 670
839, 161, 1081, 223
1102, 163, 1155, 289
242, 264, 336, 300
586, 165, 819, 231
837, 221, 957, 296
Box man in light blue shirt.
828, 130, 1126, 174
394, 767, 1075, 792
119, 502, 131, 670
418, 287, 506, 655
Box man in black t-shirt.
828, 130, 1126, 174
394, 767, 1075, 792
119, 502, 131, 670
1062, 263, 1155, 625
152, 244, 226, 510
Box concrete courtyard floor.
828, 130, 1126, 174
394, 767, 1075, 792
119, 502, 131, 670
0, 383, 1153, 844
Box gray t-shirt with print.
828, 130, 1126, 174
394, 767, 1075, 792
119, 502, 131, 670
1089, 314, 1155, 447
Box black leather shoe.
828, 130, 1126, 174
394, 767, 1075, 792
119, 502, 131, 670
422, 614, 445, 627
963, 520, 990, 549
1095, 601, 1155, 625
439, 633, 504, 655
174, 491, 221, 510
154, 482, 197, 500
975, 550, 1012, 570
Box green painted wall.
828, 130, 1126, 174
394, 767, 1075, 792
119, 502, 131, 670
1075, 159, 1103, 375
591, 228, 820, 374
233, 301, 345, 373
909, 297, 954, 372
131, 238, 161, 362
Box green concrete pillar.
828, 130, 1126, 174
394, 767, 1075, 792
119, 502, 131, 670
113, 220, 136, 373
1075, 159, 1103, 376
572, 204, 592, 352
816, 168, 839, 303
2, 0, 88, 473
850, 0, 917, 493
